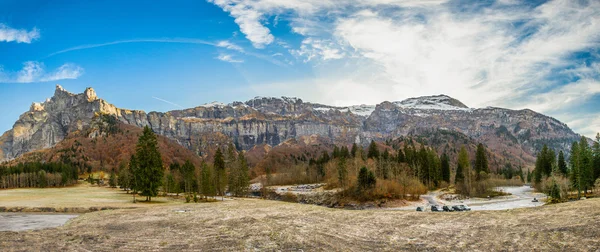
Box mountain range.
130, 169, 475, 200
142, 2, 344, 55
0, 85, 582, 170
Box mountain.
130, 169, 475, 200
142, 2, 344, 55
0, 85, 583, 169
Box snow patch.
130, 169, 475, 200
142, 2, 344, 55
346, 104, 375, 116
200, 101, 226, 108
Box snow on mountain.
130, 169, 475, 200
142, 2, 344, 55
346, 105, 376, 116
200, 101, 227, 108
394, 95, 471, 111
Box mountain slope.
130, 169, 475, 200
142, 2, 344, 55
0, 85, 584, 168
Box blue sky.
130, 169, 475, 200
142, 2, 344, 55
0, 0, 599, 138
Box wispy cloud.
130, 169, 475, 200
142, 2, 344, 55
152, 96, 184, 109
217, 40, 244, 52
47, 38, 216, 58
0, 61, 83, 83
0, 23, 40, 43
210, 0, 600, 137
216, 53, 244, 63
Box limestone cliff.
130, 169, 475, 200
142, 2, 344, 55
0, 86, 583, 166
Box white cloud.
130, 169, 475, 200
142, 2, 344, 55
0, 61, 84, 83
0, 23, 40, 43
216, 53, 244, 63
208, 0, 275, 48
217, 40, 244, 52
40, 63, 84, 82
291, 38, 345, 62
211, 0, 600, 137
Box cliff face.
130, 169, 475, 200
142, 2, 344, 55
0, 86, 582, 165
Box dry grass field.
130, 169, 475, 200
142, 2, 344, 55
0, 183, 180, 212
1, 195, 599, 251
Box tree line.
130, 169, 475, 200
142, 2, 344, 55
0, 162, 78, 189
116, 126, 250, 202
533, 134, 600, 201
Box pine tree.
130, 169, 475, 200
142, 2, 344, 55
570, 141, 581, 198
455, 147, 469, 184
367, 140, 379, 160
579, 136, 594, 194
557, 150, 568, 176
133, 126, 164, 202
236, 152, 250, 197
213, 148, 226, 199
441, 153, 450, 183
337, 157, 348, 191
200, 163, 215, 199
593, 133, 600, 182
396, 149, 405, 163
108, 169, 117, 188
357, 166, 376, 191
474, 143, 488, 180
181, 160, 196, 194
351, 143, 358, 158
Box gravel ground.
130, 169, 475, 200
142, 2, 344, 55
1, 197, 599, 251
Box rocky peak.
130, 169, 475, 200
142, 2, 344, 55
245, 96, 305, 115
53, 84, 74, 98
29, 102, 45, 112
395, 94, 469, 110
84, 87, 98, 102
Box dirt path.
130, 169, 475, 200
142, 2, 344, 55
463, 186, 546, 211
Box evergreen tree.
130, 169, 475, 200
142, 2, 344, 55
518, 166, 524, 182
367, 140, 379, 160
337, 157, 348, 191
474, 143, 488, 180
332, 146, 340, 159
396, 149, 405, 163
108, 169, 117, 188
455, 147, 469, 184
593, 133, 600, 182
351, 143, 358, 158
181, 160, 196, 193
133, 126, 164, 201
117, 162, 131, 192
228, 152, 250, 197
557, 150, 568, 176
200, 163, 215, 199
128, 154, 138, 193
213, 148, 226, 198
441, 153, 450, 183
569, 141, 581, 198
579, 136, 594, 193
357, 166, 376, 191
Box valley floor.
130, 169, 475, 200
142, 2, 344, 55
1, 196, 599, 251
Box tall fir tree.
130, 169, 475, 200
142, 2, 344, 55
579, 136, 594, 193
213, 148, 226, 198
200, 163, 215, 199
351, 143, 358, 158
133, 126, 164, 202
569, 141, 581, 198
441, 153, 450, 183
455, 147, 469, 184
474, 143, 489, 180
593, 133, 600, 182
557, 150, 568, 176
367, 140, 379, 160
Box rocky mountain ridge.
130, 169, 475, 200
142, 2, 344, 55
0, 85, 582, 167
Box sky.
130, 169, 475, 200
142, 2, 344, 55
0, 0, 599, 138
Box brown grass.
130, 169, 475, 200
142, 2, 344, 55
1, 196, 599, 251
0, 182, 182, 211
